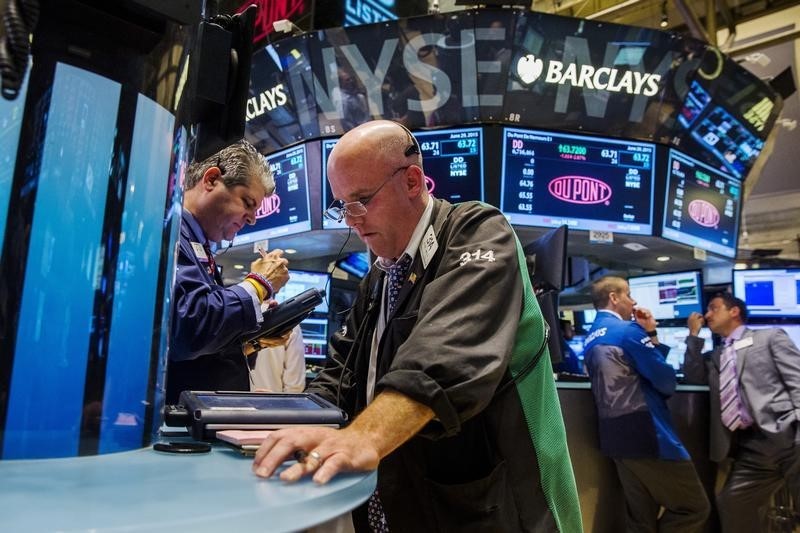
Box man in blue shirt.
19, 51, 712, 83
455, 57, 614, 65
584, 275, 709, 532
167, 140, 290, 403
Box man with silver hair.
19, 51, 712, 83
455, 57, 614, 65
167, 140, 290, 404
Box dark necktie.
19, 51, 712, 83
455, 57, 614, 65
203, 242, 220, 285
365, 255, 412, 532
386, 254, 412, 316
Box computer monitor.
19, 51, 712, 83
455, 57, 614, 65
232, 143, 312, 245
523, 225, 569, 364
274, 269, 330, 314
732, 268, 800, 319
299, 316, 329, 362
628, 270, 704, 325
335, 251, 371, 279
414, 126, 484, 203
500, 127, 655, 236
661, 149, 742, 258
322, 126, 484, 229
573, 309, 597, 335
657, 326, 714, 375
273, 269, 331, 363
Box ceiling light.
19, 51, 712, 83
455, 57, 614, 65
233, 264, 244, 270
284, 248, 297, 254
734, 263, 748, 270
659, 1, 669, 28
656, 256, 670, 262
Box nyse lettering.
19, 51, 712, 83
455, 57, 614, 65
272, 22, 694, 128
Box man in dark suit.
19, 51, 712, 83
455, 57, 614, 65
684, 292, 800, 532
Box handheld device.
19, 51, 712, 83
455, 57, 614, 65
242, 288, 324, 352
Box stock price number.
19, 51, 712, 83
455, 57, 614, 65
558, 144, 587, 156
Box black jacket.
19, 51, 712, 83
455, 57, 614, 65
308, 200, 581, 532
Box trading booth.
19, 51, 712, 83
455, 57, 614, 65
0, 3, 791, 531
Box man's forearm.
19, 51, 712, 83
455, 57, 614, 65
345, 389, 434, 459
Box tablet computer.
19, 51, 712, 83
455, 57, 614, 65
242, 288, 324, 352
178, 391, 347, 440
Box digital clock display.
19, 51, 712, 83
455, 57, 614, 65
500, 127, 655, 235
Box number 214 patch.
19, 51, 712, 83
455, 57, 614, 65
459, 249, 496, 266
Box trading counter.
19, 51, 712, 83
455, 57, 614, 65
0, 442, 376, 532
557, 381, 716, 532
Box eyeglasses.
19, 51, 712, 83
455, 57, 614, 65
323, 165, 411, 222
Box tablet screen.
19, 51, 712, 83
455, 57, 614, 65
195, 394, 322, 411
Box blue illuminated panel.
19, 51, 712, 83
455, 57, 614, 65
233, 144, 312, 245
0, 71, 28, 253
4, 63, 120, 458
500, 128, 655, 235
661, 150, 741, 258
100, 95, 174, 453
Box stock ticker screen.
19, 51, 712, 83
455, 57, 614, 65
233, 144, 312, 245
500, 128, 655, 235
322, 127, 483, 229
661, 149, 741, 258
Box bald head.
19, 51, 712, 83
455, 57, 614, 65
329, 120, 423, 178
326, 120, 428, 259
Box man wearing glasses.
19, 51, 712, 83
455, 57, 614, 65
253, 120, 581, 532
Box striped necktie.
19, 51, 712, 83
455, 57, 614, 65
719, 340, 742, 432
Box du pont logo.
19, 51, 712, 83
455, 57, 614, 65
256, 195, 281, 219
548, 176, 612, 205
516, 54, 661, 97
688, 199, 720, 227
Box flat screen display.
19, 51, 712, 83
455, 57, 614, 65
732, 268, 800, 318
661, 149, 741, 258
658, 326, 713, 374
275, 269, 330, 314
300, 316, 328, 361
196, 393, 323, 410
628, 270, 703, 322
415, 127, 484, 203
322, 127, 484, 229
233, 144, 312, 245
500, 128, 655, 235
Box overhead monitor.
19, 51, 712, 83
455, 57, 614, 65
628, 270, 703, 324
322, 127, 484, 230
232, 144, 312, 245
732, 268, 800, 319
500, 128, 655, 235
674, 79, 767, 179
661, 149, 741, 258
